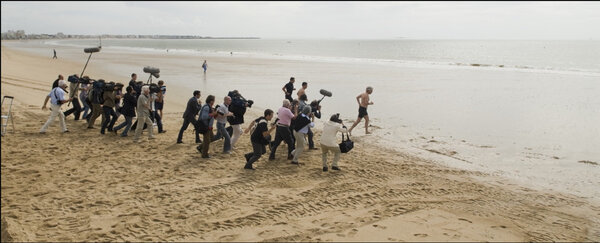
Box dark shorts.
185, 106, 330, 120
358, 106, 368, 118
154, 101, 163, 110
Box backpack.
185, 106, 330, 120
195, 104, 210, 134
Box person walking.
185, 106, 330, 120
177, 90, 202, 144
290, 106, 314, 165
133, 86, 155, 142
40, 80, 72, 133
197, 95, 217, 158
320, 113, 347, 171
202, 60, 208, 73
113, 86, 137, 137
211, 96, 234, 154
52, 49, 57, 59
268, 99, 297, 161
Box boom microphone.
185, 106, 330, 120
319, 89, 332, 97
84, 47, 101, 53
143, 66, 160, 74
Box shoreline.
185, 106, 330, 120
1, 44, 599, 241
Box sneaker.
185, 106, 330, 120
39, 131, 46, 134
323, 167, 328, 172
244, 165, 255, 170
332, 166, 340, 171
87, 126, 95, 129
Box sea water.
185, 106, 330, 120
6, 39, 600, 201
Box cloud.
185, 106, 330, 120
2, 1, 600, 39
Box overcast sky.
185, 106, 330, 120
2, 1, 599, 39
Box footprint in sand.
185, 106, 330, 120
414, 233, 428, 237
458, 218, 472, 223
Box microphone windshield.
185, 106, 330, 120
143, 66, 160, 74
319, 89, 332, 97
84, 47, 101, 53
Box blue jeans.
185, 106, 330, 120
213, 122, 231, 152
81, 101, 90, 119
113, 116, 133, 136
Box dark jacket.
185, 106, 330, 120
121, 93, 137, 117
183, 96, 201, 120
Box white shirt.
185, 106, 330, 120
320, 120, 347, 147
48, 87, 66, 105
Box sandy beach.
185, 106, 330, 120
1, 43, 599, 242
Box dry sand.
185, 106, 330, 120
1, 44, 599, 242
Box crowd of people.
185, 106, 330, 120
40, 73, 374, 172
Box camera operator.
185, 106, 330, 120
100, 82, 123, 134
40, 80, 72, 133
63, 74, 83, 121
87, 79, 106, 129
227, 90, 253, 148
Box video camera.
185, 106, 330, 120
228, 90, 253, 108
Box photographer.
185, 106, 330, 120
100, 82, 123, 134
320, 113, 347, 171
227, 90, 253, 148
40, 80, 72, 133
243, 109, 276, 170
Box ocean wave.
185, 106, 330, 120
46, 39, 600, 77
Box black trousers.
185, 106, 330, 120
269, 126, 295, 159
245, 142, 266, 167
64, 98, 82, 120
177, 117, 201, 143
